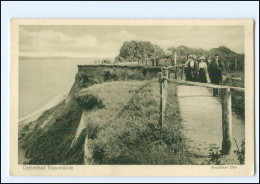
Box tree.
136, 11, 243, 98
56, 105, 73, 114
209, 46, 243, 70
117, 41, 165, 62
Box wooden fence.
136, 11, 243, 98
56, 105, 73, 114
158, 67, 245, 155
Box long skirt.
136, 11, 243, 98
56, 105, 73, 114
185, 68, 197, 81
198, 69, 207, 83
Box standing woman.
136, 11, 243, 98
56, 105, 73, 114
185, 54, 195, 81
198, 56, 210, 83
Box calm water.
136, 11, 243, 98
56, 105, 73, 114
19, 57, 108, 118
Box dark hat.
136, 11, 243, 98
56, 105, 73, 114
215, 54, 219, 56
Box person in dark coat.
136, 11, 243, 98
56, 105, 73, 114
211, 54, 223, 96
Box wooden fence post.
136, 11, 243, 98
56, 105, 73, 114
235, 58, 238, 71
159, 68, 168, 127
171, 57, 174, 66
174, 52, 177, 79
159, 72, 163, 127
221, 87, 232, 155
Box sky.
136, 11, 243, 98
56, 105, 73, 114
19, 25, 244, 58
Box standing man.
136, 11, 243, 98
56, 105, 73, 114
211, 54, 223, 96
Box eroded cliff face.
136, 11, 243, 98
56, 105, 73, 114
68, 65, 161, 97
19, 65, 161, 165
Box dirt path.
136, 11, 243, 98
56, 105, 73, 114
177, 85, 245, 157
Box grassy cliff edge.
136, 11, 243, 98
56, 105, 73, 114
19, 79, 192, 164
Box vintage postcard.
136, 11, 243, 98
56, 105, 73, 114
10, 19, 255, 176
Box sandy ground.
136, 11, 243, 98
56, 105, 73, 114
177, 85, 245, 157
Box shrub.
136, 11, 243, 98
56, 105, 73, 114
75, 93, 105, 110
234, 139, 245, 164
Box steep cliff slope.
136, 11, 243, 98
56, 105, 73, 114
19, 65, 190, 165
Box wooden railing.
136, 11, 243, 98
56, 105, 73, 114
158, 67, 245, 155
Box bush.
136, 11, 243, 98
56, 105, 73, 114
234, 139, 245, 164
75, 93, 105, 110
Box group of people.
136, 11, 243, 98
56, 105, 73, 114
184, 54, 223, 96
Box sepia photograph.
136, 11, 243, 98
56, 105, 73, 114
9, 19, 255, 176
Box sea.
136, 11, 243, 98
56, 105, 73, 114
19, 57, 112, 118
